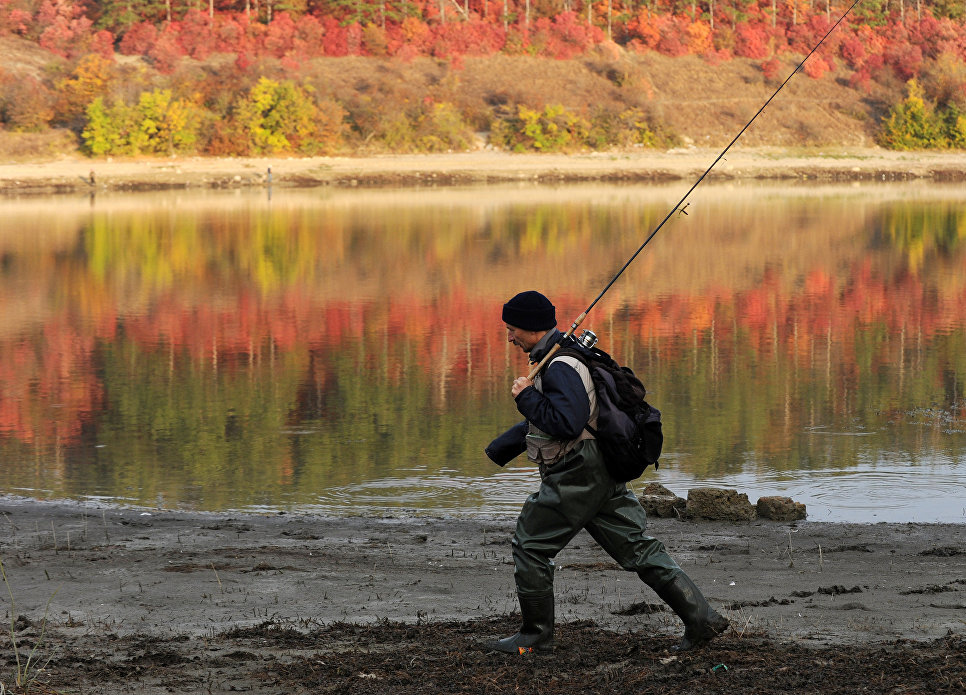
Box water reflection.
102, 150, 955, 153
0, 182, 964, 522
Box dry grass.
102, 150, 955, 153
0, 130, 81, 161
0, 33, 905, 157
271, 50, 899, 148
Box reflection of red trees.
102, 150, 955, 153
3, 259, 966, 447
0, 318, 103, 446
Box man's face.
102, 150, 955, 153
506, 324, 543, 353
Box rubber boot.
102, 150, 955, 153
655, 573, 729, 651
484, 593, 554, 654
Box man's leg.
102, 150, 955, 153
485, 443, 614, 654
585, 487, 730, 651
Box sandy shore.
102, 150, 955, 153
0, 497, 964, 693
2, 148, 966, 194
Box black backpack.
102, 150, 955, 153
555, 342, 663, 482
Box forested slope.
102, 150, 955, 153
1, 0, 964, 157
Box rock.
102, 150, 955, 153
638, 482, 686, 518
757, 496, 807, 521
685, 487, 756, 521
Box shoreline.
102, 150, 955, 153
2, 497, 963, 641
3, 148, 966, 195
1, 497, 963, 693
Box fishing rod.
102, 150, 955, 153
527, 0, 864, 381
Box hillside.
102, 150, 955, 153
0, 32, 907, 161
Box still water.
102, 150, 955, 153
1, 181, 964, 522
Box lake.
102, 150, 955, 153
1, 180, 964, 522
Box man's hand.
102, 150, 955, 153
511, 376, 533, 398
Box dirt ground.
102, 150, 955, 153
2, 147, 966, 196
0, 498, 964, 694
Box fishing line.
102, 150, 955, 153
527, 0, 864, 379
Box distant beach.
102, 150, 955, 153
2, 148, 966, 195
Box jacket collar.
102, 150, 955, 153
529, 328, 564, 362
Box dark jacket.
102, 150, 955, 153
485, 330, 591, 466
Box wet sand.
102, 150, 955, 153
1, 497, 964, 693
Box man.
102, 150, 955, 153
484, 290, 729, 655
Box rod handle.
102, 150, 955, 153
524, 312, 587, 380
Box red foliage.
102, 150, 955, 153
430, 17, 506, 58
761, 57, 781, 81
734, 21, 770, 59
293, 13, 325, 59
118, 21, 157, 55
346, 22, 363, 56
6, 2, 964, 86
149, 25, 187, 73
625, 10, 662, 51
5, 8, 32, 35
534, 12, 601, 60
178, 9, 214, 60
886, 41, 924, 81
803, 54, 830, 79
263, 11, 296, 58
90, 29, 114, 58
848, 67, 872, 92
785, 15, 832, 56
910, 15, 961, 59
839, 35, 866, 69
387, 16, 432, 56
320, 16, 349, 56
37, 0, 96, 59
212, 13, 253, 55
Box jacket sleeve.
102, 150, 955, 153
484, 420, 528, 466
514, 360, 590, 440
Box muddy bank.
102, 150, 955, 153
2, 149, 966, 196
0, 498, 964, 693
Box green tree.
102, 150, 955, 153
132, 89, 199, 155
878, 79, 945, 150
237, 78, 320, 154
82, 90, 199, 155
82, 97, 133, 155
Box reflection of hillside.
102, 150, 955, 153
3, 183, 966, 338
2, 185, 966, 507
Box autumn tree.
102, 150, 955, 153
54, 52, 116, 127
236, 77, 325, 153
82, 89, 200, 155
879, 78, 946, 148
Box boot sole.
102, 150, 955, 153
483, 641, 553, 655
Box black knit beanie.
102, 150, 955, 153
502, 291, 556, 331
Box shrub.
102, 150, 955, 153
585, 107, 662, 149
878, 79, 946, 149
947, 109, 966, 148
119, 22, 158, 55
803, 55, 831, 79
82, 96, 132, 154
0, 74, 54, 131
82, 90, 200, 155
419, 101, 474, 151
491, 104, 590, 152
761, 57, 782, 81
130, 88, 200, 155
921, 53, 966, 110
237, 77, 322, 154
734, 22, 770, 59
54, 53, 116, 126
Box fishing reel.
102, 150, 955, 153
575, 329, 598, 349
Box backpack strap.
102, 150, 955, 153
552, 347, 600, 438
